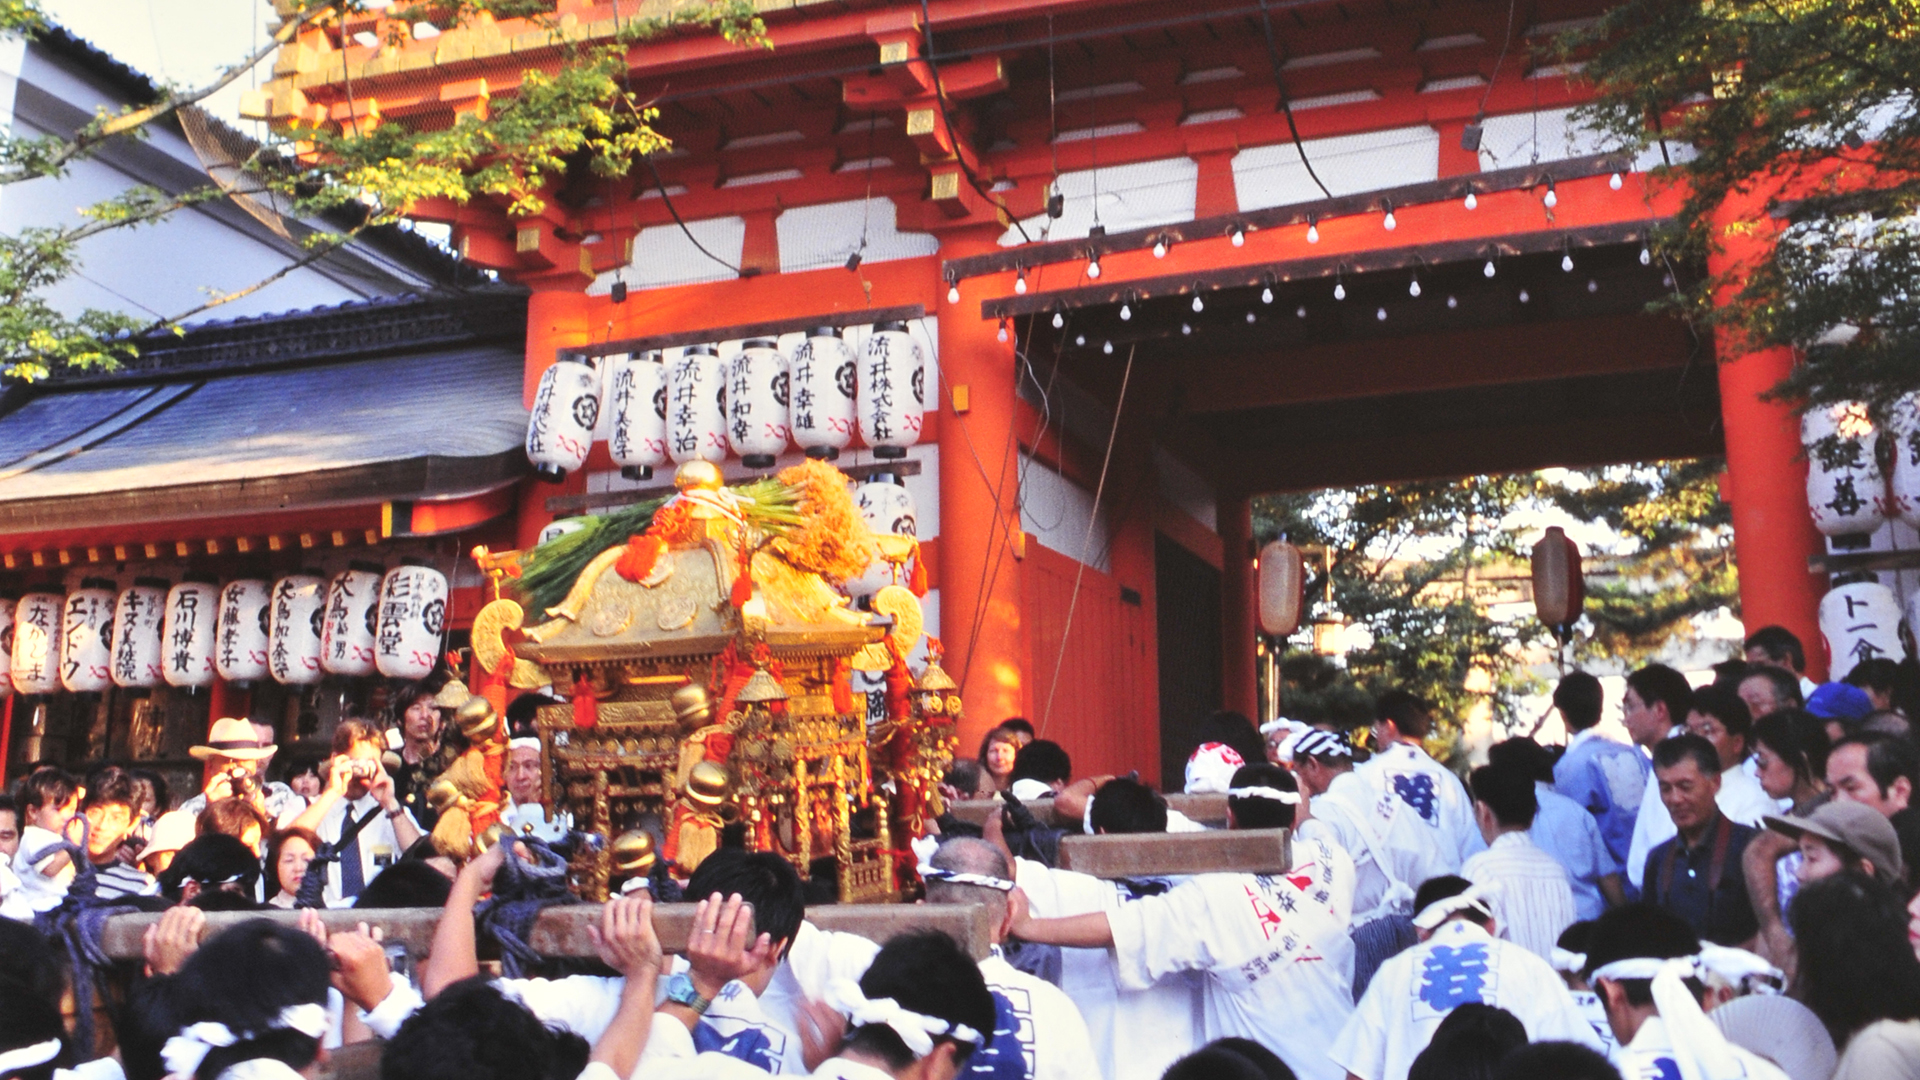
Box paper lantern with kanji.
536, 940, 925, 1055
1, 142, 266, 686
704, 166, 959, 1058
110, 578, 167, 688
215, 578, 271, 683
321, 562, 382, 677
1821, 579, 1906, 682
789, 327, 857, 459
162, 578, 219, 688
609, 352, 669, 482
525, 356, 602, 482
0, 597, 13, 698
10, 590, 60, 694
1803, 402, 1888, 536
858, 321, 924, 460
1889, 393, 1920, 527
269, 572, 327, 685
375, 561, 448, 679
668, 345, 728, 464
1257, 540, 1306, 637
1532, 526, 1585, 642
61, 578, 116, 692
728, 337, 791, 468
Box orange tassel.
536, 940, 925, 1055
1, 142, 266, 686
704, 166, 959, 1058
615, 535, 666, 582
832, 657, 855, 715
572, 672, 598, 730
728, 546, 754, 608
908, 543, 928, 597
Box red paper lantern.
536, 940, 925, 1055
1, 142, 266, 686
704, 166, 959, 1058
1257, 539, 1306, 637
1531, 526, 1585, 640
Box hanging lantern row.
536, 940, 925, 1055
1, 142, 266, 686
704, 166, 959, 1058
1803, 396, 1920, 537
526, 322, 927, 482
0, 562, 447, 698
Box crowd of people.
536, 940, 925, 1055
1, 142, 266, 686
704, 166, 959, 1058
2, 626, 1919, 1080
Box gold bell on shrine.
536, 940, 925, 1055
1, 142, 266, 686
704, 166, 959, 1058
432, 676, 473, 710
425, 778, 464, 815
671, 683, 713, 728
454, 696, 499, 740
611, 830, 657, 876
686, 760, 730, 806
735, 666, 788, 705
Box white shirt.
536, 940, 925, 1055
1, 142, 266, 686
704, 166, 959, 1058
1301, 768, 1454, 922
1618, 1014, 1790, 1080
1571, 988, 1622, 1063
1015, 858, 1203, 1080
1105, 836, 1357, 1080
1, 825, 74, 921
1329, 919, 1602, 1080
973, 950, 1100, 1080
1461, 832, 1577, 962
1357, 742, 1486, 871
1627, 753, 1777, 889
181, 782, 307, 828
313, 794, 415, 908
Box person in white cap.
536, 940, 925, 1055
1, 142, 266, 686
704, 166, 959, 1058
179, 716, 307, 827
1011, 764, 1356, 1080
502, 736, 572, 843
1330, 875, 1601, 1080
1582, 903, 1788, 1080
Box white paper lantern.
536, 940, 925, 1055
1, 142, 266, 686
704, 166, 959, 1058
269, 572, 327, 685
162, 579, 219, 689
10, 590, 60, 695
216, 579, 272, 683
110, 578, 167, 689
1803, 401, 1887, 536
609, 352, 670, 482
0, 597, 13, 698
846, 476, 918, 596
525, 356, 602, 482
789, 326, 857, 459
858, 321, 925, 460
1821, 579, 1906, 681
1889, 394, 1920, 526
321, 562, 383, 677
728, 337, 791, 468
375, 561, 448, 680
61, 578, 116, 693
668, 344, 729, 464
539, 519, 587, 545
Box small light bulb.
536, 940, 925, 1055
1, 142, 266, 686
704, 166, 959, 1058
1306, 223, 1319, 244
1464, 191, 1478, 210
1610, 172, 1624, 190
1662, 273, 1674, 288
1376, 307, 1387, 321
1334, 282, 1346, 300
997, 323, 1009, 343
1246, 311, 1256, 324
1446, 295, 1458, 309
1153, 239, 1168, 258
1587, 278, 1598, 293
1015, 272, 1028, 295
1544, 187, 1558, 208
1484, 259, 1497, 278
1409, 278, 1421, 298
1120, 303, 1132, 321
1075, 334, 1086, 346
948, 284, 960, 303
1261, 287, 1274, 305
1052, 312, 1065, 329
1383, 210, 1397, 231
1103, 340, 1113, 355
1562, 253, 1575, 272
1087, 257, 1101, 279
1181, 322, 1192, 335
1231, 226, 1246, 247
1518, 288, 1531, 303
1295, 305, 1307, 319
1640, 245, 1652, 266
1192, 295, 1205, 313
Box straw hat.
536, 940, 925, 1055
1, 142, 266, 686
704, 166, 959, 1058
189, 717, 276, 761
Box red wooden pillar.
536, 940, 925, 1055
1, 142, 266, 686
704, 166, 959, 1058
518, 286, 592, 550
207, 678, 249, 725
1708, 202, 1827, 678
1219, 493, 1259, 718
938, 227, 1027, 746
0, 695, 14, 784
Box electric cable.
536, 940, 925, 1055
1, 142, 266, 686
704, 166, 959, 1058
1253, 0, 1332, 199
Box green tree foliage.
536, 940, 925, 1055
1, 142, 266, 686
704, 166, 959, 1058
1569, 0, 1920, 416
0, 0, 764, 382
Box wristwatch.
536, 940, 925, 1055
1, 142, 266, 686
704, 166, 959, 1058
663, 973, 711, 1016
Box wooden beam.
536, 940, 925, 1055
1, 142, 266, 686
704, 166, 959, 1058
1057, 827, 1291, 877
1809, 547, 1920, 574
945, 793, 1229, 827
566, 305, 927, 359
99, 902, 993, 962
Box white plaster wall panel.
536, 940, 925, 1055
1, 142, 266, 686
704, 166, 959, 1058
1232, 125, 1441, 212
1020, 452, 1112, 572
1154, 447, 1217, 532
777, 197, 939, 274
1000, 156, 1200, 247
590, 215, 747, 293
1477, 107, 1682, 172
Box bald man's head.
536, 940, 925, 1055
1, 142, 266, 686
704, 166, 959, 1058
924, 836, 1014, 936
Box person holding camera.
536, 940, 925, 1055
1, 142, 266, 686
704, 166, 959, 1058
179, 717, 308, 827
288, 719, 423, 907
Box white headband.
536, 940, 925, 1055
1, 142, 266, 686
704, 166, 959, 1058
1590, 946, 1781, 988
161, 1003, 331, 1078
1412, 884, 1498, 930
509, 737, 541, 752
919, 865, 1016, 892
0, 1039, 61, 1074
1227, 786, 1301, 804
1292, 730, 1354, 760
826, 979, 985, 1058
1589, 955, 1749, 1080
1551, 948, 1587, 974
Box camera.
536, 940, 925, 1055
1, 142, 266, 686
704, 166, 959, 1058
221, 765, 256, 800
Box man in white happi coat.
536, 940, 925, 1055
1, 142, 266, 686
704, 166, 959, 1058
1359, 692, 1485, 870
1012, 765, 1357, 1080
1329, 876, 1602, 1080
996, 777, 1204, 1080
921, 837, 1098, 1080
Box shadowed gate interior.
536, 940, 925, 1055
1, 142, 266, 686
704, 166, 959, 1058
1156, 534, 1223, 792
